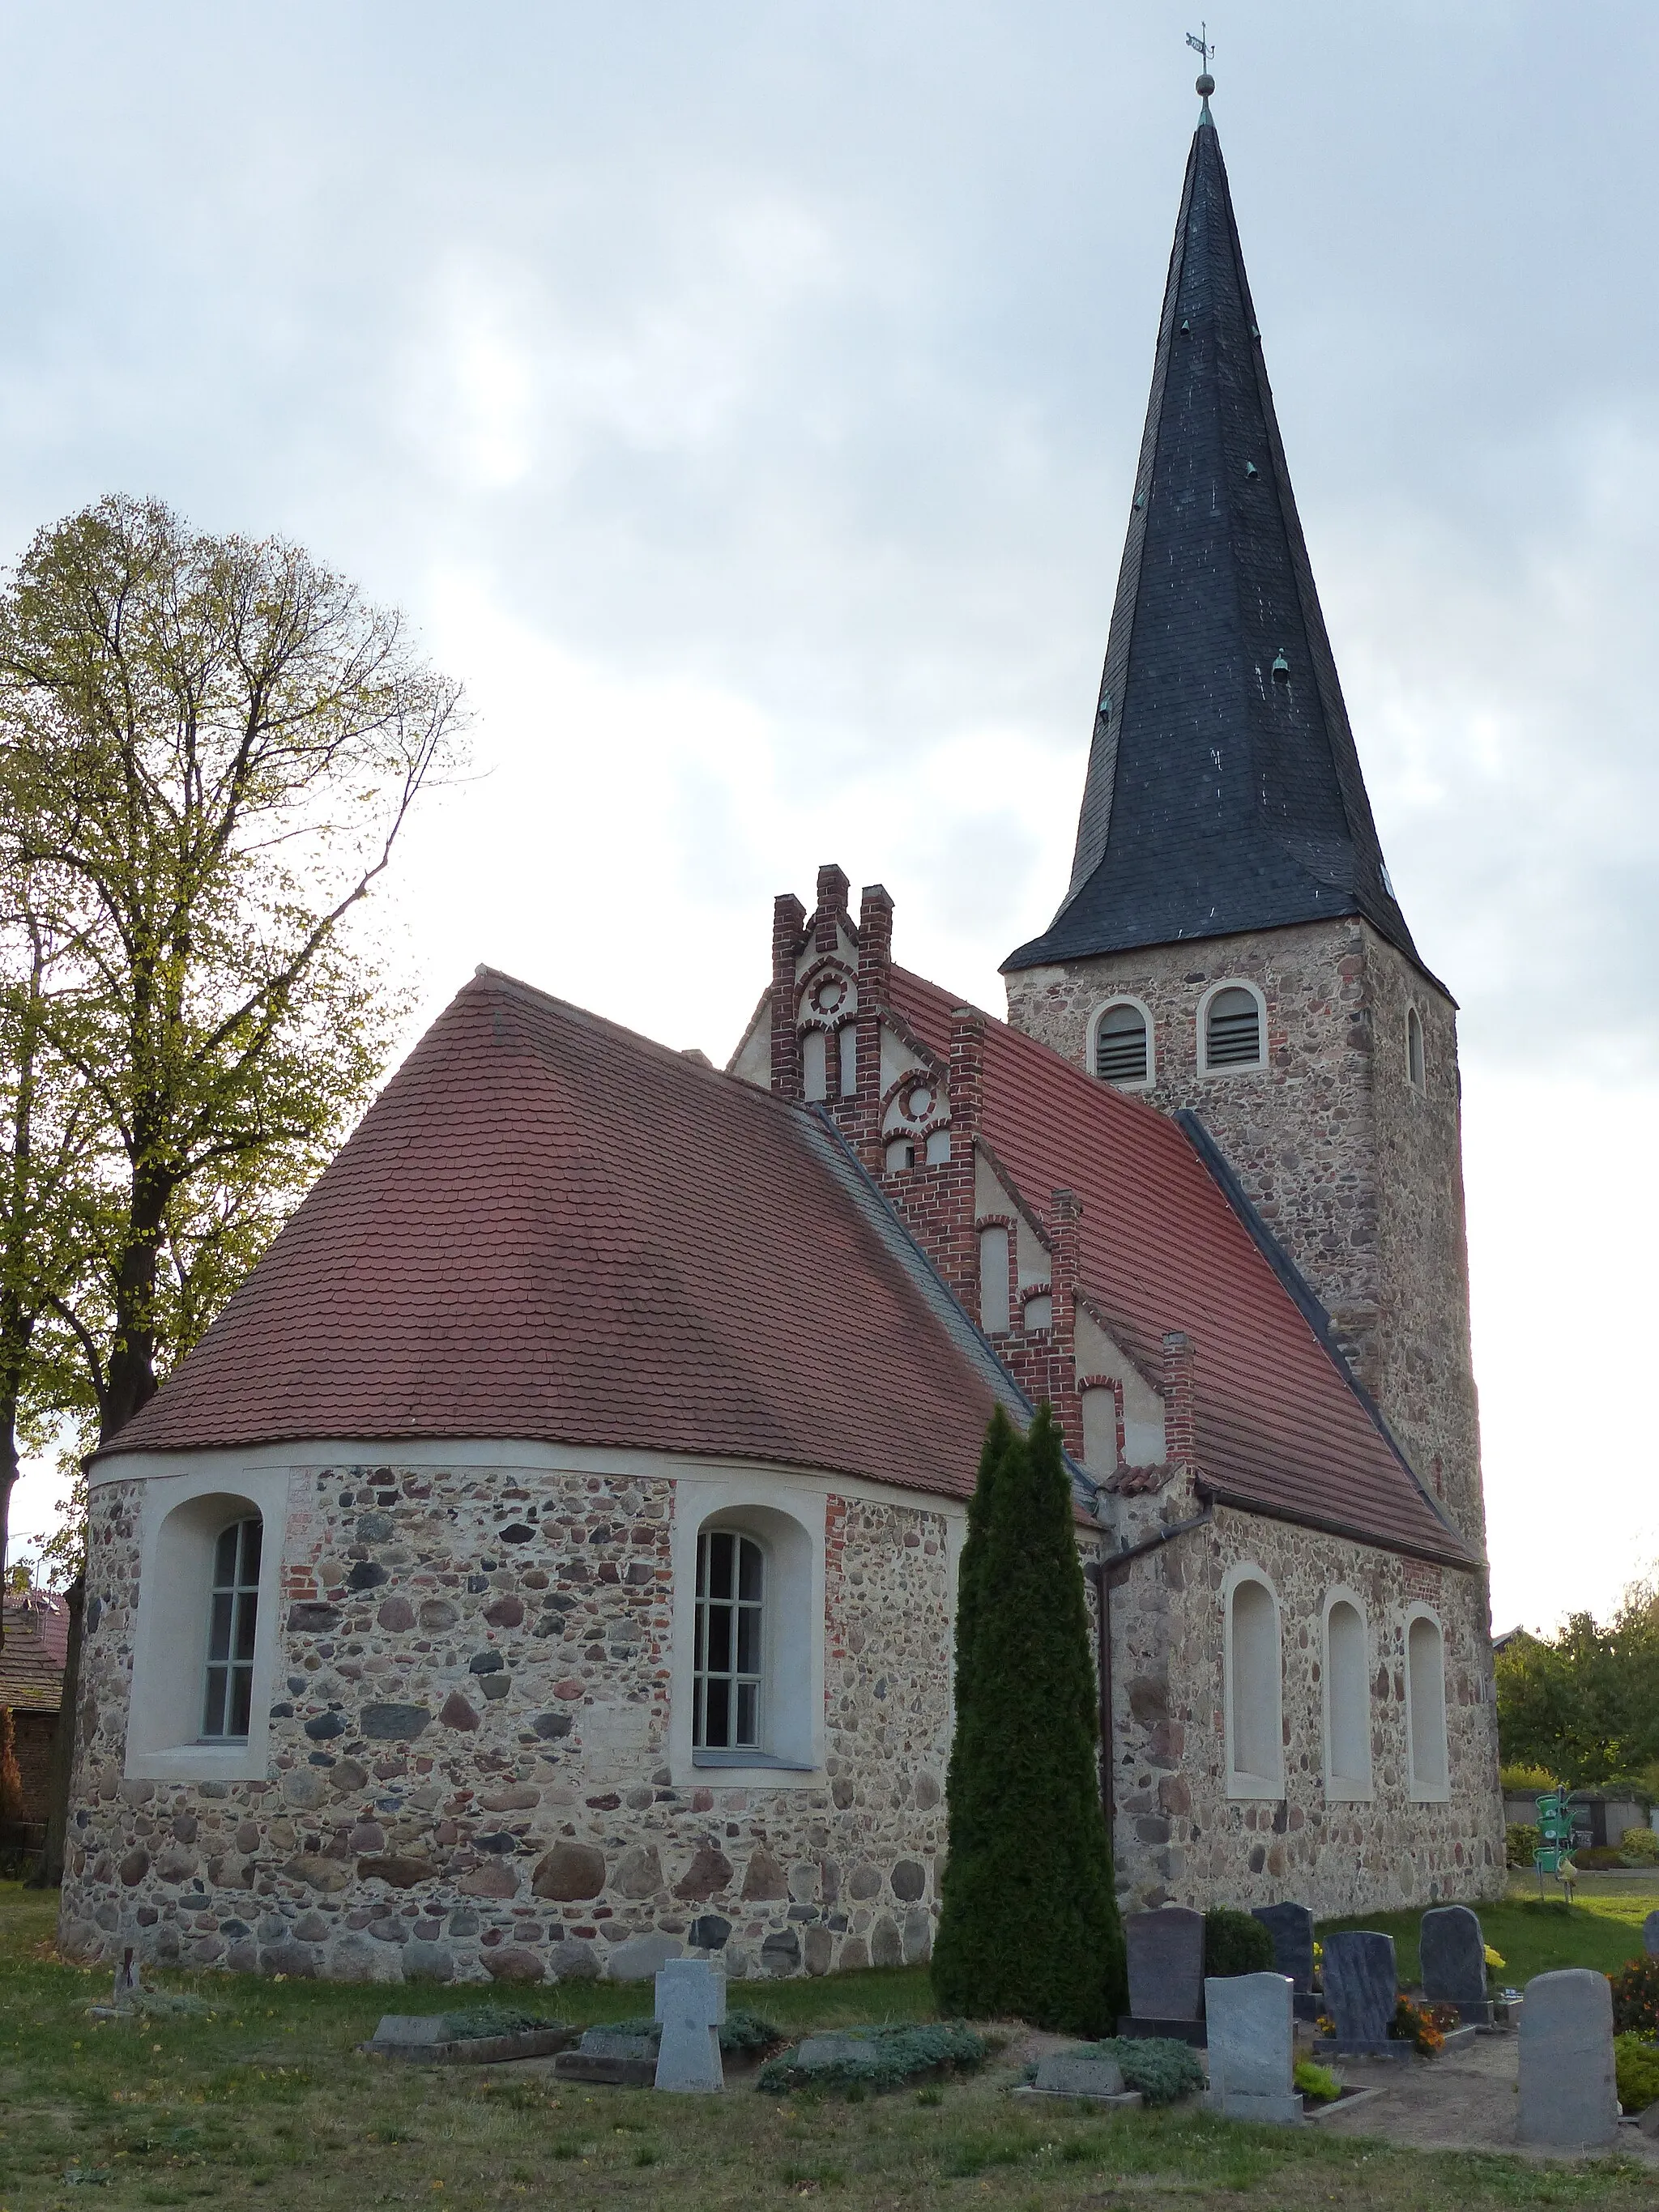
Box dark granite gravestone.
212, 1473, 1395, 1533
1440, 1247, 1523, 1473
1419, 1904, 1491, 2024
1315, 1930, 1405, 2060
1252, 1903, 1319, 2022
1120, 1907, 1206, 2045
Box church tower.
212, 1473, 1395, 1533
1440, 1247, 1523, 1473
1002, 86, 1486, 1553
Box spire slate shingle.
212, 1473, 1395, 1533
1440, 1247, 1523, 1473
1005, 108, 1420, 974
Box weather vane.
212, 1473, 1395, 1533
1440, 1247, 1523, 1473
1186, 23, 1215, 94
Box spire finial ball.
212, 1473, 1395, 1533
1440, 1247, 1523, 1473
1196, 71, 1214, 97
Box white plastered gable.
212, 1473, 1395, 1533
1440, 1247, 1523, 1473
1074, 1304, 1166, 1468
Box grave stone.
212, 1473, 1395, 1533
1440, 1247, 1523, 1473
1252, 1903, 1319, 2022
1644, 1910, 1659, 1958
654, 1958, 725, 2094
1121, 1907, 1206, 2044
370, 2015, 449, 2048
554, 2025, 659, 2088
1204, 1973, 1303, 2125
1517, 1969, 1618, 2150
1419, 1905, 1491, 2024
1316, 1930, 1403, 2060
1033, 2049, 1127, 2098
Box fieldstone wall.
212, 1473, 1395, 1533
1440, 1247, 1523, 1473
1002, 918, 1486, 1551
1108, 1504, 1504, 1917
60, 1463, 953, 1985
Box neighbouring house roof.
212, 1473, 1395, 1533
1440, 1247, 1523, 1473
888, 965, 1473, 1566
93, 969, 1022, 1504
0, 1592, 68, 1712
1004, 109, 1424, 980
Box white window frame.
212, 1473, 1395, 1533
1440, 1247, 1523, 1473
1405, 1004, 1426, 1093
1197, 978, 1268, 1076
126, 1465, 288, 1783
670, 1479, 825, 1788
1320, 1588, 1373, 1802
1404, 1604, 1452, 1802
1222, 1562, 1284, 1797
1087, 995, 1155, 1090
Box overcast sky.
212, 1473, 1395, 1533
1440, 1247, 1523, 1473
2, 2, 1653, 1633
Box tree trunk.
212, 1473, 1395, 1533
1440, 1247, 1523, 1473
36, 1568, 83, 1890
99, 1169, 168, 1443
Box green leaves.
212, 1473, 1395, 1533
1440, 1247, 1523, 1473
1496, 1582, 1659, 1790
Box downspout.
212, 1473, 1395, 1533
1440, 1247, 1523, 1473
1086, 1508, 1213, 1835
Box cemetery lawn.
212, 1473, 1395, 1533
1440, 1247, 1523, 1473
1319, 1882, 1659, 1987
2, 1885, 1657, 2211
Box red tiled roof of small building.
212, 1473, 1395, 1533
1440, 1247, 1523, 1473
0, 1592, 68, 1710
96, 971, 1006, 1501
887, 965, 1472, 1566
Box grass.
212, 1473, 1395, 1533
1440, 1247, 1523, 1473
1319, 1877, 1659, 1986
1, 1881, 1657, 2209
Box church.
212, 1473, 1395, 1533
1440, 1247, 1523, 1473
60, 91, 1503, 1986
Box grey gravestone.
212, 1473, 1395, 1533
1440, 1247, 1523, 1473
555, 2026, 659, 2087
1317, 1930, 1401, 2058
1419, 1905, 1490, 2022
370, 2015, 449, 2048
1204, 1973, 1302, 2126
1644, 1910, 1659, 1958
1034, 2050, 1126, 2097
655, 1959, 725, 2094
1121, 1907, 1206, 2042
1252, 1903, 1318, 2021
1518, 1969, 1618, 2150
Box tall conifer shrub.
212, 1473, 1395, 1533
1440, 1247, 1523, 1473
932, 1404, 1126, 2032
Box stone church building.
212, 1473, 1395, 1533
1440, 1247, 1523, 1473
60, 97, 1503, 1984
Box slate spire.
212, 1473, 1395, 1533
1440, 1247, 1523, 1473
1005, 103, 1420, 974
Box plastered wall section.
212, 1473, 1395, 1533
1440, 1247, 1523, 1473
60, 1460, 956, 1986
1002, 918, 1486, 1552
1107, 1504, 1504, 1919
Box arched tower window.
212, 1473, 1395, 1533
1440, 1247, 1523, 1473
1224, 1568, 1283, 1796
693, 1528, 764, 1753
203, 1515, 262, 1741
1323, 1592, 1371, 1799
1092, 999, 1153, 1088
1200, 982, 1265, 1074
1405, 1610, 1450, 1799
1406, 1005, 1426, 1091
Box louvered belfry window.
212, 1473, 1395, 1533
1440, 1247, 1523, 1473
202, 1516, 262, 1740
1205, 986, 1262, 1069
1094, 1001, 1149, 1085
694, 1530, 763, 1751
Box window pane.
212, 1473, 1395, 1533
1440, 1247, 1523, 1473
736, 1681, 757, 1747
705, 1677, 731, 1749
693, 1605, 705, 1669
233, 1590, 258, 1663
736, 1605, 761, 1675
214, 1524, 239, 1588
707, 1532, 733, 1600
706, 1605, 731, 1673
208, 1592, 234, 1664
228, 1666, 254, 1738
738, 1539, 762, 1603
203, 1666, 227, 1738
239, 1518, 262, 1585
695, 1532, 709, 1600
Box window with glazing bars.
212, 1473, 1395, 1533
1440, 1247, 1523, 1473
693, 1531, 762, 1750
1094, 1002, 1149, 1084
1205, 987, 1261, 1068
203, 1517, 261, 1739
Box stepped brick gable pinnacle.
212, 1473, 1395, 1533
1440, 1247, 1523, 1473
1006, 109, 1418, 974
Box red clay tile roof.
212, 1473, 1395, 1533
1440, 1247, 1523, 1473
888, 966, 1473, 1566
97, 972, 1007, 1501
0, 1594, 68, 1711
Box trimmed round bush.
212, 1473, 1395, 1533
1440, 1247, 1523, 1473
1203, 1906, 1275, 1979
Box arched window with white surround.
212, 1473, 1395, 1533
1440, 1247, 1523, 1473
1405, 1608, 1450, 1800
1224, 1566, 1283, 1796
978, 1223, 1011, 1333
1200, 981, 1266, 1074
1092, 998, 1153, 1089
203, 1515, 262, 1740
693, 1528, 763, 1753
1406, 1005, 1426, 1092
1322, 1591, 1371, 1800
